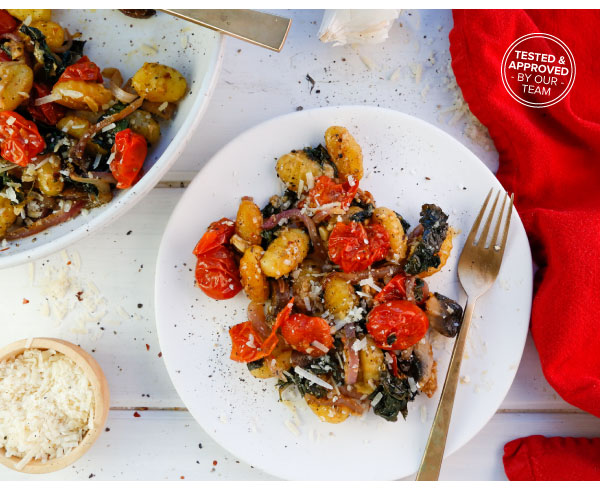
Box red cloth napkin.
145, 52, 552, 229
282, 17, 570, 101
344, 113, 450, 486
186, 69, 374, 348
449, 9, 600, 480
503, 436, 600, 481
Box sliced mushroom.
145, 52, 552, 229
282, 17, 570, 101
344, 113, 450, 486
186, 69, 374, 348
425, 292, 463, 338
411, 337, 434, 385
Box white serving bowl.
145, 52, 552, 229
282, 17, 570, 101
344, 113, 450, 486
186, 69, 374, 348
0, 9, 223, 269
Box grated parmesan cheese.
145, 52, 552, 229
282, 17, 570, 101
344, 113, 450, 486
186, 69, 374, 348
0, 349, 94, 469
294, 367, 333, 390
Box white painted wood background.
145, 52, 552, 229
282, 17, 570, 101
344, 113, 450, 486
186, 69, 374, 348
1, 9, 599, 481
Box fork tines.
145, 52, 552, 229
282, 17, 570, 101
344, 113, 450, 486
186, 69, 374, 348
468, 188, 514, 252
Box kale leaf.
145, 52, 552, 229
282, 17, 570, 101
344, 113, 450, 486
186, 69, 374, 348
349, 203, 374, 222
260, 189, 297, 218
304, 144, 337, 177
92, 102, 128, 151
403, 204, 448, 276
20, 25, 60, 82
246, 359, 265, 371
394, 211, 411, 233
369, 371, 417, 422
277, 367, 328, 399
19, 25, 86, 83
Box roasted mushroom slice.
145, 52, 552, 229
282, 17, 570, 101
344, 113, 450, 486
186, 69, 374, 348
425, 292, 463, 338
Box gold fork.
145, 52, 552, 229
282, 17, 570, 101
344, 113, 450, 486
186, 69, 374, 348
416, 188, 514, 481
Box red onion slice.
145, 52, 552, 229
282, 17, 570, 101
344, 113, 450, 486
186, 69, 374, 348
6, 201, 84, 241
247, 301, 271, 341
343, 324, 360, 385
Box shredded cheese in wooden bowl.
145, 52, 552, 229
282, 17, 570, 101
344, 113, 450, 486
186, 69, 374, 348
0, 338, 109, 474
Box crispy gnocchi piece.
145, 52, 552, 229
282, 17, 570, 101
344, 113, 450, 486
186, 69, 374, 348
417, 228, 454, 278
131, 63, 187, 103
235, 197, 262, 245
305, 394, 350, 424
7, 9, 51, 22
30, 21, 64, 50
354, 336, 384, 395
250, 343, 293, 379
324, 126, 363, 181
323, 276, 358, 320
260, 228, 309, 279
52, 80, 113, 112
275, 150, 333, 193
240, 245, 270, 303
57, 115, 107, 155
372, 207, 407, 262
0, 197, 17, 238
36, 155, 64, 197
0, 63, 33, 111
127, 110, 161, 145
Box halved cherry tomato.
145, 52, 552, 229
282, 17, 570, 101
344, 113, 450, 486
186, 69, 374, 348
374, 273, 407, 303
281, 312, 334, 357
0, 111, 45, 166
229, 298, 293, 362
57, 56, 103, 83
367, 300, 429, 350
328, 221, 390, 273
193, 218, 241, 301
306, 175, 359, 209
193, 218, 235, 256
0, 10, 18, 35
27, 82, 66, 125
109, 128, 147, 189
195, 247, 241, 300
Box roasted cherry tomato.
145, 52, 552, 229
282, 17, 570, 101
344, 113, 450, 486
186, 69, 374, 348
193, 218, 235, 256
0, 10, 18, 35
193, 218, 241, 301
229, 298, 293, 362
109, 128, 147, 189
195, 247, 241, 300
306, 175, 359, 210
367, 300, 429, 350
281, 312, 334, 357
0, 111, 45, 166
57, 56, 103, 83
374, 273, 407, 303
27, 82, 66, 125
328, 221, 390, 273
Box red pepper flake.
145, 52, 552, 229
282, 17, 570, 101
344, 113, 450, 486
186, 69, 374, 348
145, 344, 150, 351
180, 476, 185, 480
212, 460, 218, 466
133, 411, 141, 418
22, 299, 29, 304
0, 247, 10, 252
76, 291, 84, 301
158, 352, 162, 358
67, 261, 72, 265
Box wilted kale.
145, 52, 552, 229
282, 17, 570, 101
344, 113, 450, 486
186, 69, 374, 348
246, 359, 265, 371
92, 102, 128, 152
404, 204, 449, 276
63, 174, 99, 196
412, 278, 426, 303
349, 203, 374, 222
306, 352, 344, 385
304, 144, 330, 165
261, 189, 297, 218
37, 123, 74, 156
19, 25, 85, 83
369, 371, 417, 422
277, 367, 328, 399
394, 211, 411, 234
0, 175, 24, 203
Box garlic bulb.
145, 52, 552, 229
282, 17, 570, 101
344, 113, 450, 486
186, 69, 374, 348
318, 9, 401, 46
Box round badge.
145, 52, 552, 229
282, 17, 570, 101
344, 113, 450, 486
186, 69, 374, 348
501, 32, 576, 108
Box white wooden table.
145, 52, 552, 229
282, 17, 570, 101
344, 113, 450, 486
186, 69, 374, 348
1, 9, 598, 481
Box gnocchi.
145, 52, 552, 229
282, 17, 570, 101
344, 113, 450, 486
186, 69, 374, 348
276, 150, 333, 193
0, 63, 33, 111
6, 9, 51, 22
324, 125, 363, 181
131, 63, 187, 103
235, 197, 263, 245
0, 197, 17, 238
372, 207, 407, 262
52, 80, 113, 112
240, 246, 270, 303
36, 155, 64, 197
260, 228, 309, 278
323, 276, 358, 320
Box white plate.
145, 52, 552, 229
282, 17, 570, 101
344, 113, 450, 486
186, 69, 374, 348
0, 9, 223, 269
155, 106, 533, 480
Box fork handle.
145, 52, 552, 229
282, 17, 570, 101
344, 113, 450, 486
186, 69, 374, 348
415, 299, 477, 481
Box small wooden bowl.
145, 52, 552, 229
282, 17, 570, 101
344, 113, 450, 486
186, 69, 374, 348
0, 338, 110, 474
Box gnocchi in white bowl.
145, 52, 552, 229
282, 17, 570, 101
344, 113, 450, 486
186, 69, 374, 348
0, 9, 222, 268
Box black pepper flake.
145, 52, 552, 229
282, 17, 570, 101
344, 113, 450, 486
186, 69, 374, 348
296, 106, 303, 111
305, 74, 315, 94
137, 303, 143, 308
126, 230, 132, 235
89, 473, 95, 479
105, 427, 110, 432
